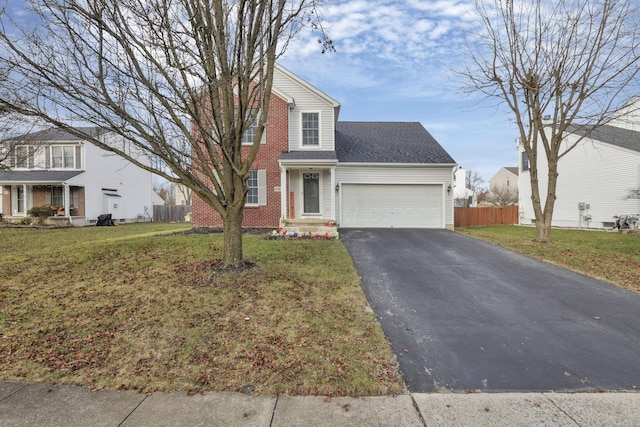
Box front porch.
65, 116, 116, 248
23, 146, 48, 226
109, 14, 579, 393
278, 152, 339, 236
281, 217, 338, 237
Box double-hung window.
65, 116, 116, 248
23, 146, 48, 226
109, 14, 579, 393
521, 151, 529, 172
246, 170, 259, 205
14, 145, 33, 169
241, 117, 258, 144
302, 113, 319, 146
241, 109, 264, 145
51, 146, 75, 169
245, 170, 266, 206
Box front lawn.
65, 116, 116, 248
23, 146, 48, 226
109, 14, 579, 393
0, 223, 404, 396
457, 226, 640, 292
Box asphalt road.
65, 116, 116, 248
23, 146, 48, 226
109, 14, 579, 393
340, 228, 640, 393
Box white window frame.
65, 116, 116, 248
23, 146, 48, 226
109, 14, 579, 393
51, 145, 76, 169
300, 112, 321, 148
245, 169, 267, 206
14, 145, 33, 169
240, 109, 266, 145
246, 170, 259, 205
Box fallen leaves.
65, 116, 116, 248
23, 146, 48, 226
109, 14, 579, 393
0, 225, 405, 397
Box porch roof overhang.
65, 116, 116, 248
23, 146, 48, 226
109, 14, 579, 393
278, 151, 339, 168
0, 170, 84, 185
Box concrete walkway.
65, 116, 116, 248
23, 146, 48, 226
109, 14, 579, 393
1, 381, 639, 426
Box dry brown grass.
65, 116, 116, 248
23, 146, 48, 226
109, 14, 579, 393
0, 223, 404, 396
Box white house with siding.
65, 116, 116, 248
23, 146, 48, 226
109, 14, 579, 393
518, 99, 640, 229
0, 127, 154, 225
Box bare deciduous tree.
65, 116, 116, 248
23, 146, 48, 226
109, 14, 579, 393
0, 0, 330, 266
465, 169, 485, 194
0, 108, 40, 170
461, 0, 640, 242
487, 184, 518, 206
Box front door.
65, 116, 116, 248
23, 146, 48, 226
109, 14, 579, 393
303, 172, 320, 214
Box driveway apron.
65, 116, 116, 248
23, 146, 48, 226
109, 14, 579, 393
340, 229, 640, 392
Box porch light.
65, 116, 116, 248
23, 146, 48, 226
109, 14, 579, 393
447, 184, 452, 195
335, 184, 339, 192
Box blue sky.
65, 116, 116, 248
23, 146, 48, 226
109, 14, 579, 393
280, 0, 519, 185
5, 0, 517, 184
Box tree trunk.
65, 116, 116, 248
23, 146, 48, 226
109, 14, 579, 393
534, 156, 559, 243
222, 206, 244, 267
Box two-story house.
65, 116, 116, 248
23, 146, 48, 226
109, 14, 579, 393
192, 65, 457, 232
518, 97, 640, 229
0, 127, 154, 225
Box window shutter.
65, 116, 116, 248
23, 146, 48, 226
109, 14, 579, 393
258, 169, 267, 206
28, 146, 34, 169
75, 145, 82, 169
45, 146, 50, 169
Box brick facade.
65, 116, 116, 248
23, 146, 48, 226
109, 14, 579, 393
191, 94, 289, 228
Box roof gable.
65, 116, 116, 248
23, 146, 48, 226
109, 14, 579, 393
335, 122, 455, 164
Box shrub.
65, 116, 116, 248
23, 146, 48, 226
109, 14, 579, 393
27, 205, 55, 218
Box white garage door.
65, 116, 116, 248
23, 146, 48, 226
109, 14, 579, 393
341, 184, 442, 228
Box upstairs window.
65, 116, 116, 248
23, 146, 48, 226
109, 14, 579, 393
521, 151, 529, 172
14, 145, 33, 169
241, 110, 258, 144
302, 113, 319, 146
51, 146, 75, 169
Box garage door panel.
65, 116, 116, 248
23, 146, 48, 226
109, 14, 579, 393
341, 184, 442, 228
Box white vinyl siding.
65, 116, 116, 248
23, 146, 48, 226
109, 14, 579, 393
271, 67, 336, 151
518, 136, 640, 228
341, 184, 442, 228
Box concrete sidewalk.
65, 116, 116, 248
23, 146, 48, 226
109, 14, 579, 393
1, 381, 639, 426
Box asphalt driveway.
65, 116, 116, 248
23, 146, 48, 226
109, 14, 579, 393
340, 228, 640, 392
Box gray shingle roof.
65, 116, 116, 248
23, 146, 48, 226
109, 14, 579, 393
15, 127, 103, 143
0, 170, 84, 183
567, 124, 640, 152
335, 122, 455, 164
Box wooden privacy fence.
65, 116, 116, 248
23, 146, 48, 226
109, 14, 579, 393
455, 206, 519, 227
153, 205, 191, 223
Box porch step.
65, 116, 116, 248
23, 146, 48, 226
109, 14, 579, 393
283, 225, 338, 237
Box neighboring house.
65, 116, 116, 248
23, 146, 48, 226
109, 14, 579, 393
453, 167, 476, 207
518, 98, 640, 229
192, 65, 457, 232
0, 127, 154, 225
174, 184, 191, 206
487, 167, 519, 206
